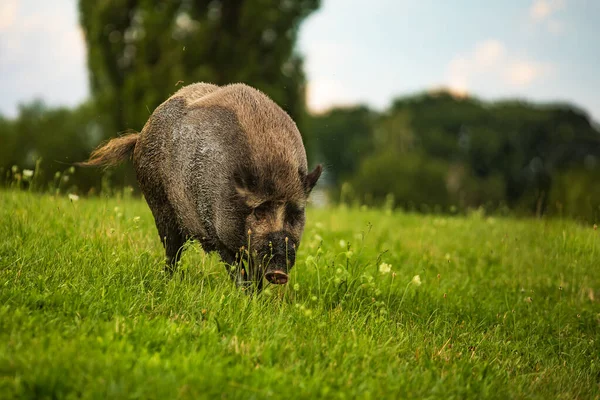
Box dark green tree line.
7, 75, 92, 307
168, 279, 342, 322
309, 90, 600, 220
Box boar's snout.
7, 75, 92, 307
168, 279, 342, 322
265, 270, 289, 285
258, 231, 296, 283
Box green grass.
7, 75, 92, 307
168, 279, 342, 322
0, 190, 599, 399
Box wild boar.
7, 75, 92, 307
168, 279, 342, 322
77, 82, 322, 291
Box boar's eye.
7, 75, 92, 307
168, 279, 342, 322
253, 201, 273, 220
286, 203, 304, 225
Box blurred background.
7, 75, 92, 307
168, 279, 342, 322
1, 0, 599, 220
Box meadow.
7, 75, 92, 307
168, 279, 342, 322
0, 189, 598, 399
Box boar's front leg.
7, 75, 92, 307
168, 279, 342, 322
147, 197, 186, 274
138, 179, 187, 274
160, 222, 186, 274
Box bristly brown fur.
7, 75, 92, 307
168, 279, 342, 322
75, 133, 139, 169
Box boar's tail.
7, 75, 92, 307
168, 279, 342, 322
75, 132, 138, 168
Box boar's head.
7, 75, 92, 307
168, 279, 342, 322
222, 161, 322, 288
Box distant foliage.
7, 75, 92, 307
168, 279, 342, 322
306, 106, 375, 187
0, 100, 120, 194
309, 91, 600, 220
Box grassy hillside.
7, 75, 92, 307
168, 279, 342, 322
0, 190, 599, 399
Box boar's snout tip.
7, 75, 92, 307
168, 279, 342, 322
265, 270, 289, 285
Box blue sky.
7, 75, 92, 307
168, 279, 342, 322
1, 0, 599, 121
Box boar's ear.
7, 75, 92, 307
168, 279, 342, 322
304, 164, 322, 194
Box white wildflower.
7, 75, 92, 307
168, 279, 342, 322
68, 193, 79, 202
379, 262, 391, 274
339, 239, 347, 248
412, 275, 422, 286
22, 169, 34, 178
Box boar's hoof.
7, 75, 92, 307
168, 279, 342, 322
265, 270, 289, 285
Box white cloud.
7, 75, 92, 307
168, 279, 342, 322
530, 0, 564, 21
505, 62, 547, 86
530, 0, 566, 35
445, 39, 553, 94
306, 79, 358, 113
447, 40, 507, 93
0, 0, 18, 31
302, 41, 364, 113
531, 0, 552, 20
473, 40, 506, 68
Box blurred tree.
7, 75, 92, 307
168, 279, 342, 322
306, 105, 374, 186
78, 0, 319, 135
383, 91, 600, 215
330, 89, 600, 217
350, 151, 451, 210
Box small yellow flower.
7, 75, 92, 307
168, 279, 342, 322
379, 263, 391, 274
411, 275, 422, 286
339, 239, 347, 248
